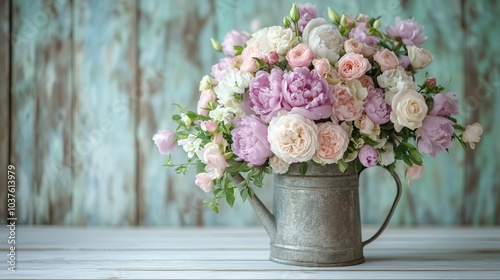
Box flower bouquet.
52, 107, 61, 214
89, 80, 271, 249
153, 3, 483, 213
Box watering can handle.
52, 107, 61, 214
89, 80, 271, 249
362, 168, 402, 247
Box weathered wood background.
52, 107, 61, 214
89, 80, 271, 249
0, 0, 499, 226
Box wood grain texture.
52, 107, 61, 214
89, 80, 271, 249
0, 0, 10, 223
72, 0, 137, 225
0, 227, 499, 279
463, 0, 500, 224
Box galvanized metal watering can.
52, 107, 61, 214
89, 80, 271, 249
235, 163, 402, 267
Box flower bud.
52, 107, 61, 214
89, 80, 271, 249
283, 16, 291, 27
340, 14, 348, 27
373, 19, 381, 29
328, 7, 341, 25
181, 113, 192, 127
425, 77, 436, 88
290, 3, 299, 22
210, 38, 222, 52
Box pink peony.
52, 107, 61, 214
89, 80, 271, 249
416, 115, 454, 158
286, 43, 314, 68
386, 17, 427, 47
338, 53, 371, 80
281, 67, 334, 120
195, 173, 214, 192
197, 89, 216, 116
349, 22, 379, 47
331, 84, 363, 121
297, 3, 318, 33
429, 92, 459, 117
221, 30, 249, 57
152, 130, 177, 155
364, 86, 391, 124
248, 67, 284, 123
231, 116, 272, 166
359, 145, 379, 167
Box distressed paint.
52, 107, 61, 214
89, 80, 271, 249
0, 0, 10, 223
5, 0, 500, 226
72, 0, 137, 225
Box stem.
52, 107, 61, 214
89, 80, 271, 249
294, 21, 302, 42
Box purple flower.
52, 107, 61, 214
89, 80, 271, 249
211, 57, 233, 82
221, 30, 249, 57
248, 67, 284, 123
349, 23, 379, 47
364, 86, 391, 124
416, 115, 454, 158
386, 17, 427, 47
359, 145, 379, 167
429, 92, 459, 117
231, 116, 272, 166
281, 67, 334, 120
297, 4, 318, 33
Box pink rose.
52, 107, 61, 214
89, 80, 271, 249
338, 53, 371, 80
312, 58, 331, 78
152, 130, 177, 155
197, 89, 216, 116
240, 42, 266, 73
312, 122, 350, 164
405, 164, 425, 187
195, 173, 214, 192
358, 75, 374, 88
332, 85, 363, 121
286, 43, 314, 68
343, 39, 363, 53
373, 49, 399, 72
201, 120, 218, 133
202, 143, 229, 179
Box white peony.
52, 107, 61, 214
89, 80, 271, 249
246, 26, 298, 57
269, 155, 290, 174
377, 66, 417, 103
407, 45, 434, 69
215, 68, 252, 106
390, 89, 428, 132
302, 18, 343, 64
268, 113, 318, 164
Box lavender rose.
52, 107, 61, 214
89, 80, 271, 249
429, 92, 459, 117
359, 145, 379, 167
221, 30, 249, 57
416, 115, 454, 158
248, 67, 284, 123
364, 86, 391, 124
385, 17, 427, 47
231, 116, 273, 166
281, 67, 334, 120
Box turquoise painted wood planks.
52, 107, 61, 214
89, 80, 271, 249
0, 0, 10, 223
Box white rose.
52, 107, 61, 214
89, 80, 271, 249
247, 26, 298, 56
302, 18, 343, 64
199, 75, 214, 91
462, 123, 483, 149
355, 115, 380, 140
269, 155, 290, 174
390, 89, 428, 132
407, 45, 434, 69
215, 69, 252, 106
378, 142, 395, 166
377, 66, 417, 103
268, 113, 318, 164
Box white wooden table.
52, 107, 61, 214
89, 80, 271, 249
1, 226, 499, 279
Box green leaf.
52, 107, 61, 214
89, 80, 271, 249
203, 200, 219, 214
299, 162, 308, 177
233, 45, 244, 56
362, 137, 379, 146
409, 149, 423, 165
240, 188, 249, 202
402, 156, 413, 166
172, 114, 181, 121
248, 187, 255, 198
338, 159, 348, 173
354, 159, 363, 173
278, 59, 288, 70
225, 187, 237, 207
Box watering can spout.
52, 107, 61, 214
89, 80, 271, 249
233, 174, 276, 241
